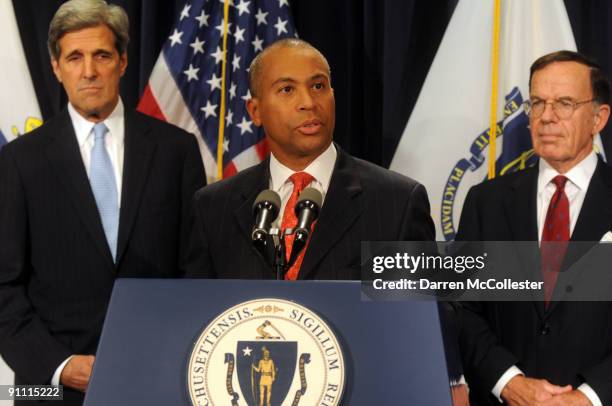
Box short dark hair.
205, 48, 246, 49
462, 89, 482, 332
248, 38, 331, 97
529, 50, 611, 105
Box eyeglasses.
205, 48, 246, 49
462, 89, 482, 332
523, 98, 595, 119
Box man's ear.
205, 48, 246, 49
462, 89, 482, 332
594, 104, 611, 134
246, 97, 262, 126
51, 58, 62, 83
119, 52, 128, 77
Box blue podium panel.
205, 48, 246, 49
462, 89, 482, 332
85, 279, 452, 405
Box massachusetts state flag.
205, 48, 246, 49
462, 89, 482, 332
138, 0, 297, 183
0, 1, 42, 149
0, 0, 43, 388
390, 0, 581, 241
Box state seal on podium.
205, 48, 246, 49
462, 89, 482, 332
187, 298, 345, 406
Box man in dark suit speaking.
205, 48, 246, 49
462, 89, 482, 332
0, 0, 205, 403
185, 38, 435, 280
457, 51, 612, 405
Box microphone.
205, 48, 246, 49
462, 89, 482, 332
289, 187, 323, 264
252, 190, 281, 248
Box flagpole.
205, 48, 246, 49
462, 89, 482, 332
217, 0, 231, 180
487, 0, 501, 180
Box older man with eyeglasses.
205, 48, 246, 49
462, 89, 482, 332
456, 50, 612, 406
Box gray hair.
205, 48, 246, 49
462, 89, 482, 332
248, 38, 331, 97
48, 0, 129, 60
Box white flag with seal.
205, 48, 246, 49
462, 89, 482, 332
390, 0, 580, 241
0, 1, 43, 398
0, 1, 42, 148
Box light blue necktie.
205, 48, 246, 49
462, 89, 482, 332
90, 122, 119, 261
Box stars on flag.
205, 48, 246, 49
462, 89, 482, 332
168, 29, 183, 46
241, 89, 252, 102
206, 73, 222, 91
190, 37, 205, 55
211, 46, 225, 64
255, 8, 268, 25
274, 17, 288, 35
195, 10, 210, 27
237, 117, 253, 135
183, 64, 199, 81
158, 0, 296, 173
232, 55, 241, 72
180, 4, 191, 20
252, 35, 264, 52
215, 21, 233, 36
236, 0, 250, 16
201, 100, 218, 118
234, 26, 246, 43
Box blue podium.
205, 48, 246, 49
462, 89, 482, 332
84, 279, 454, 405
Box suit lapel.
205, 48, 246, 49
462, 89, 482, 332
503, 167, 546, 317
44, 110, 114, 268
115, 111, 157, 264
233, 159, 270, 242
232, 159, 276, 271
548, 160, 612, 310
298, 147, 364, 279
569, 159, 612, 242
504, 167, 539, 241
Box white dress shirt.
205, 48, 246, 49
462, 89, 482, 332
269, 142, 337, 226
51, 100, 125, 386
536, 151, 597, 241
492, 151, 601, 405
68, 99, 125, 205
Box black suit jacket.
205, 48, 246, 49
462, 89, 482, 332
185, 145, 435, 279
456, 160, 612, 405
0, 109, 205, 404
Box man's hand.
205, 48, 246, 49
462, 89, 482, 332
60, 355, 95, 392
540, 390, 592, 406
451, 383, 470, 406
501, 375, 572, 405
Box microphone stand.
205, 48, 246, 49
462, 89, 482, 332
271, 227, 302, 280
273, 229, 287, 280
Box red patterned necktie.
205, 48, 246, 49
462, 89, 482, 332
541, 175, 570, 307
281, 172, 315, 280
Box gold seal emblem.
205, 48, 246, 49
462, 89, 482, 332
187, 298, 345, 406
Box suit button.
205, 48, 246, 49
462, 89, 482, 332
565, 285, 573, 293
540, 324, 551, 335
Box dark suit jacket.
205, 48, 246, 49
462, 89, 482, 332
456, 160, 612, 405
0, 109, 205, 404
185, 145, 435, 280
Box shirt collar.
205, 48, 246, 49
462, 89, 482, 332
68, 98, 124, 148
538, 149, 598, 193
269, 143, 337, 192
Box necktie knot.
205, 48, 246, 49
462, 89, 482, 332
93, 122, 108, 142
551, 175, 568, 191
289, 172, 314, 192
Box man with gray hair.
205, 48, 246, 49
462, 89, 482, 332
457, 50, 612, 405
0, 1, 205, 403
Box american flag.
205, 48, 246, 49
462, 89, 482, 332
138, 0, 297, 183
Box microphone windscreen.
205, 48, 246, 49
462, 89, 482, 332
297, 187, 323, 208
252, 189, 281, 213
